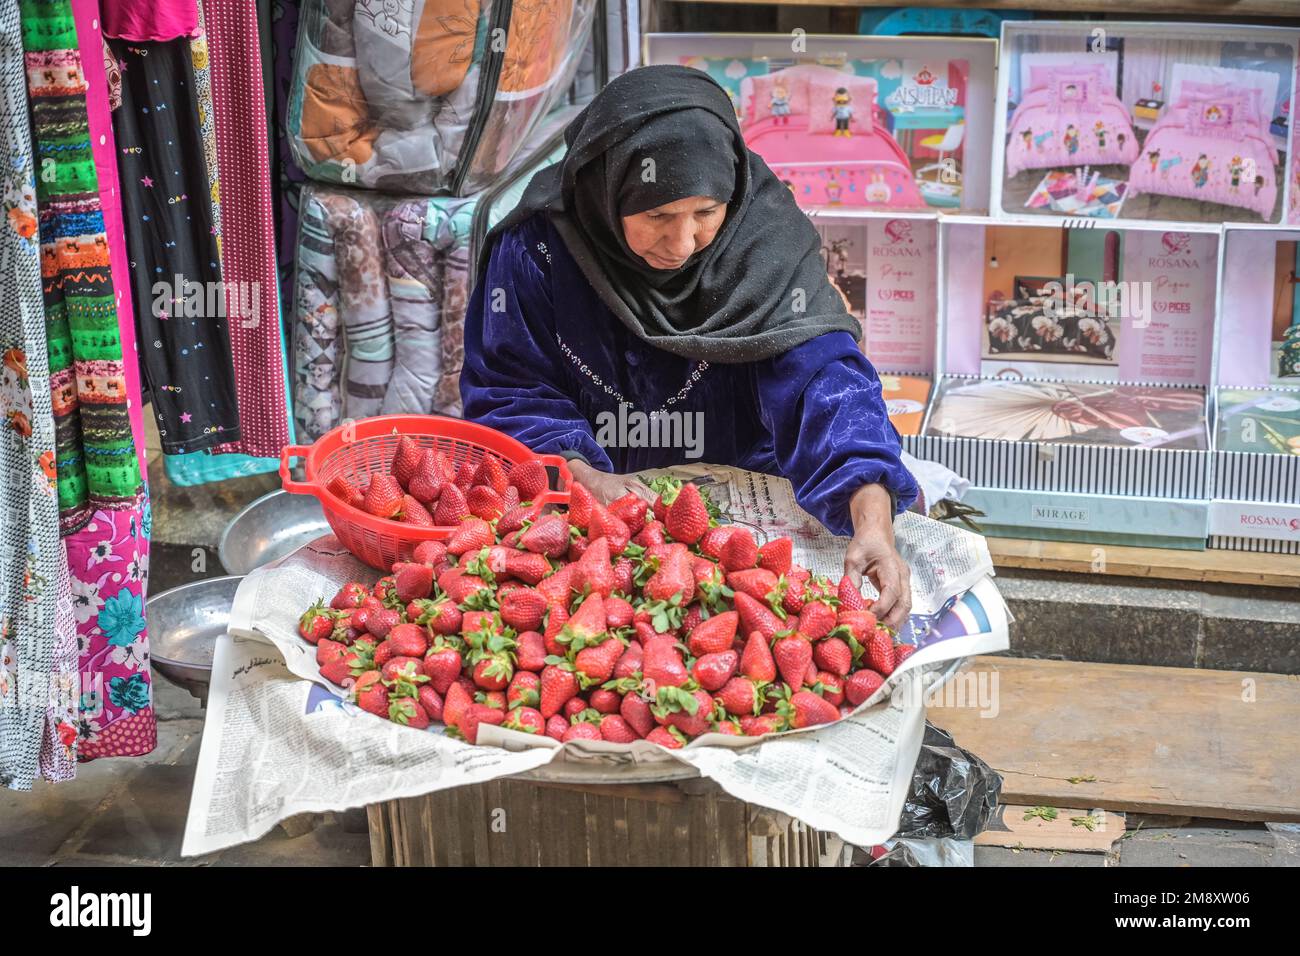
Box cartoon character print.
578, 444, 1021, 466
825, 174, 843, 204
1, 346, 33, 439
1063, 125, 1079, 156
864, 173, 891, 205
4, 156, 38, 248
1190, 154, 1210, 189
1021, 128, 1032, 151
832, 88, 853, 137
1093, 122, 1106, 150
1147, 149, 1160, 173
770, 82, 791, 125
1229, 156, 1244, 189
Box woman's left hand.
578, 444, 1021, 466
843, 483, 912, 631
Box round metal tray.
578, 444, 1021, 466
148, 575, 242, 705
219, 489, 329, 575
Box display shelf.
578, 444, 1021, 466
665, 0, 1300, 19
987, 535, 1300, 587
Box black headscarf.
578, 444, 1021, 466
481, 65, 861, 364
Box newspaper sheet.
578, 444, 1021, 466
182, 467, 1009, 858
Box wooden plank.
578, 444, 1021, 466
975, 804, 1125, 852
988, 537, 1300, 589
929, 657, 1300, 822
667, 0, 1300, 17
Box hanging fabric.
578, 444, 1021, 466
0, 0, 78, 791
23, 0, 155, 762
101, 0, 198, 42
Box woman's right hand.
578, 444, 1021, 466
566, 459, 653, 506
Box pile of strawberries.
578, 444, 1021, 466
297, 437, 914, 747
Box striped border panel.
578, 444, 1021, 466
1208, 535, 1300, 555
907, 435, 1210, 499
1212, 451, 1300, 503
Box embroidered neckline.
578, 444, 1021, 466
555, 332, 708, 415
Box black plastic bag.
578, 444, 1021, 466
896, 722, 1002, 841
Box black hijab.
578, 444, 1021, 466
481, 65, 861, 364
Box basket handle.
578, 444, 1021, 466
537, 453, 573, 505
279, 444, 318, 496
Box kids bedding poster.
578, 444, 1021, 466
1119, 230, 1216, 385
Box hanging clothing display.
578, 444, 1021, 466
205, 0, 292, 460
108, 34, 241, 454
0, 0, 78, 791
101, 0, 198, 42
24, 0, 155, 763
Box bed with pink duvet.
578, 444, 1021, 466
1005, 67, 1140, 177
1127, 83, 1279, 220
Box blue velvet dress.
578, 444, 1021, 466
460, 213, 918, 537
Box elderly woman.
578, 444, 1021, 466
460, 66, 919, 626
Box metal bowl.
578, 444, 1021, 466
219, 489, 329, 575
148, 575, 243, 705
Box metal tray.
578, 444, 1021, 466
148, 575, 242, 705
219, 489, 329, 575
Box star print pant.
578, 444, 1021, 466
109, 36, 240, 454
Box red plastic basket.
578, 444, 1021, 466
280, 414, 572, 571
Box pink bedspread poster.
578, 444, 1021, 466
863, 218, 936, 373
1120, 231, 1215, 385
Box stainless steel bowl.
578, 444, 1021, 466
148, 575, 242, 705
218, 489, 329, 575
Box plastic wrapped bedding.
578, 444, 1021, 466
288, 0, 595, 195
293, 136, 566, 437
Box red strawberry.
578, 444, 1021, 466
498, 501, 542, 536
740, 630, 777, 682
836, 608, 879, 642
446, 517, 493, 555
514, 629, 546, 671
298, 599, 335, 644
539, 665, 580, 718
545, 715, 569, 740
418, 685, 444, 722
655, 687, 713, 738
408, 450, 446, 505
641, 638, 689, 691
726, 568, 779, 602
778, 689, 839, 729
366, 608, 401, 640
778, 576, 807, 616
438, 567, 490, 606
508, 459, 548, 501
472, 456, 509, 496
719, 528, 758, 572
712, 718, 743, 736
665, 482, 709, 545
620, 693, 655, 737
319, 651, 360, 687
611, 557, 634, 594
717, 676, 766, 716
466, 485, 506, 522
587, 504, 631, 552
562, 722, 602, 743
392, 562, 434, 603
521, 513, 570, 557
646, 726, 686, 749
772, 634, 813, 690
734, 591, 783, 644
605, 595, 634, 629
837, 574, 868, 612
633, 520, 666, 548
642, 547, 695, 604
865, 628, 897, 676
387, 622, 429, 658
542, 604, 569, 657
633, 621, 660, 646
575, 638, 624, 686
559, 594, 606, 651
362, 474, 405, 520
757, 537, 793, 575
499, 587, 548, 632
412, 540, 448, 567
598, 714, 640, 743
433, 482, 470, 526
568, 482, 597, 531
390, 436, 423, 489
472, 653, 513, 691
388, 696, 430, 729
422, 644, 463, 694
443, 681, 473, 728
697, 525, 733, 560
588, 688, 622, 714
687, 610, 739, 657
609, 493, 649, 534
894, 644, 916, 667
740, 713, 784, 736
798, 601, 837, 641
813, 637, 852, 677
613, 641, 643, 680
680, 603, 704, 638
504, 706, 545, 735
502, 550, 550, 586
327, 474, 364, 509
536, 563, 576, 606
503, 486, 521, 511
353, 671, 389, 718
816, 671, 845, 707
330, 582, 369, 611
405, 498, 435, 528
563, 697, 588, 719
409, 596, 461, 635
462, 703, 506, 744
691, 650, 738, 692
507, 671, 541, 710
573, 537, 616, 598
453, 457, 477, 489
